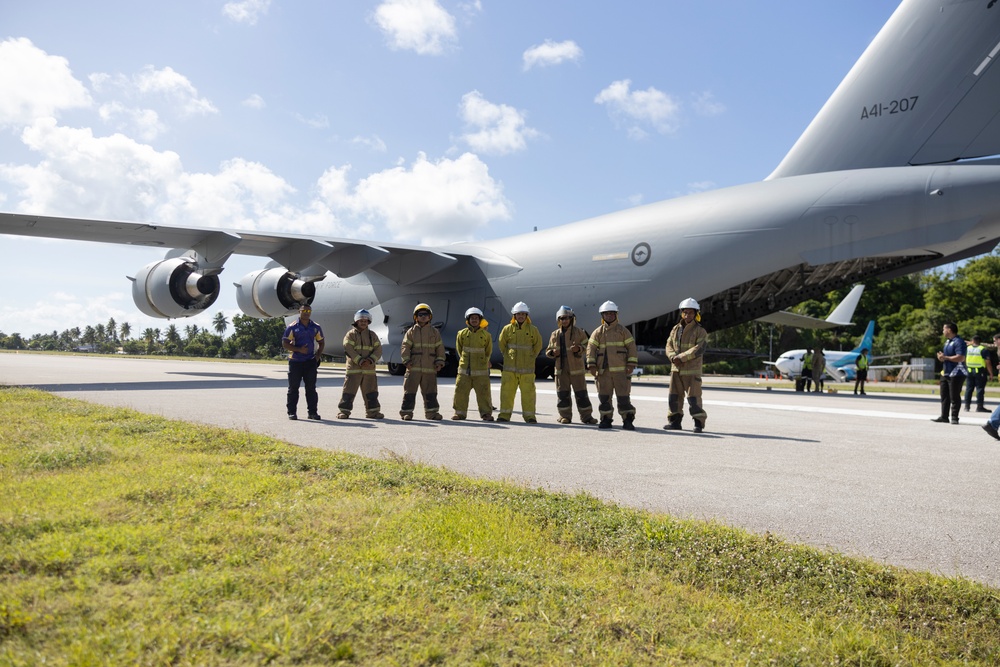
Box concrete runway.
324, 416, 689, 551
3, 353, 998, 588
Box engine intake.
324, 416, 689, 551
130, 257, 221, 318
236, 268, 317, 318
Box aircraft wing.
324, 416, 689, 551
755, 284, 865, 330
0, 212, 523, 284
756, 311, 848, 330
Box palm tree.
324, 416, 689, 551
106, 317, 118, 342
120, 322, 131, 341
213, 312, 229, 337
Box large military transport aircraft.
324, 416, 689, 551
4, 0, 1000, 375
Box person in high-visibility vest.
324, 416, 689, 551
964, 335, 990, 412
853, 347, 869, 396
801, 348, 813, 392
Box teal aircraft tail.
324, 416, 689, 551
852, 320, 875, 356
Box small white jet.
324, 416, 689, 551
3, 0, 1000, 375
771, 320, 876, 382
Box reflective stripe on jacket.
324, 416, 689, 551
456, 325, 493, 376
586, 322, 637, 374
546, 325, 589, 375
344, 327, 381, 375
401, 323, 445, 373
499, 318, 543, 375
665, 321, 707, 376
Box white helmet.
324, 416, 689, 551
678, 298, 700, 310
599, 300, 619, 313
556, 305, 574, 320
465, 307, 484, 319
353, 309, 372, 323
511, 301, 530, 315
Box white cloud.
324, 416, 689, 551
222, 0, 271, 25
0, 38, 92, 127
293, 112, 330, 130
242, 93, 266, 109
692, 91, 725, 116
522, 39, 583, 71
98, 102, 165, 142
351, 135, 388, 153
133, 66, 218, 117
459, 91, 539, 155
1, 117, 351, 237
594, 79, 680, 138
372, 0, 457, 55
318, 152, 511, 245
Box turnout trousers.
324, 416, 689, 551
454, 373, 493, 418
555, 369, 594, 422
338, 372, 381, 417
667, 373, 707, 426
499, 372, 536, 421
401, 370, 440, 418
594, 371, 634, 422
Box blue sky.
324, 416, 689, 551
0, 0, 898, 337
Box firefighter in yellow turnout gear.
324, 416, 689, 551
337, 309, 384, 419
546, 305, 597, 424
586, 301, 638, 430
400, 303, 446, 421
498, 302, 543, 422
664, 298, 708, 433
452, 307, 495, 421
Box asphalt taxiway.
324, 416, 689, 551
3, 353, 998, 587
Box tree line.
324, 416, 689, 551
706, 250, 1000, 374
3, 251, 999, 368
0, 313, 286, 360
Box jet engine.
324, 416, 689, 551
236, 267, 318, 318
130, 257, 221, 318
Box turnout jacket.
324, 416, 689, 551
546, 325, 589, 375
499, 318, 543, 375
586, 321, 638, 374
401, 323, 445, 373
343, 326, 381, 376
666, 320, 707, 376
456, 323, 493, 376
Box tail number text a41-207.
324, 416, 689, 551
860, 96, 918, 119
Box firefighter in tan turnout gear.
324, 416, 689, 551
400, 303, 446, 421
586, 301, 638, 430
498, 302, 543, 422
452, 307, 495, 421
664, 298, 708, 433
337, 309, 384, 419
546, 305, 597, 424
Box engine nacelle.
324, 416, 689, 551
236, 267, 318, 318
131, 257, 221, 318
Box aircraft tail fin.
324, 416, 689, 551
769, 0, 1000, 179
755, 284, 863, 330
853, 320, 876, 356
824, 284, 864, 326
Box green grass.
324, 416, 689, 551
1, 387, 998, 665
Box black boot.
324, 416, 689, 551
622, 414, 635, 430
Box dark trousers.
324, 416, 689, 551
964, 371, 988, 409
287, 359, 319, 415
939, 374, 965, 420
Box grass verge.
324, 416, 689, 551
1, 386, 998, 665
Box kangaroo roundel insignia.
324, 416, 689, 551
631, 242, 651, 267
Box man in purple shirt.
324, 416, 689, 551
282, 304, 325, 420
